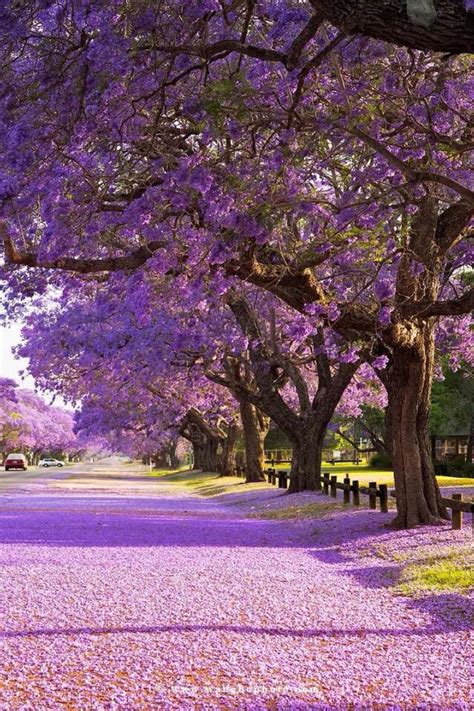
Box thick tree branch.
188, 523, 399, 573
278, 359, 311, 414
2, 225, 166, 274
401, 287, 474, 317
226, 293, 302, 433
314, 0, 474, 54
435, 201, 474, 252
147, 40, 286, 64
286, 11, 326, 69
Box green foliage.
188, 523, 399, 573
369, 452, 392, 469
201, 76, 249, 130
433, 460, 474, 478
264, 428, 293, 450
358, 405, 386, 443
430, 366, 473, 436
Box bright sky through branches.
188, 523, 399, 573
0, 322, 33, 386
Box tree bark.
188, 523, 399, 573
219, 420, 240, 475
387, 322, 448, 528
202, 439, 219, 472
192, 439, 219, 472
192, 443, 204, 470
179, 408, 224, 473
289, 420, 326, 492
169, 449, 180, 469
153, 453, 169, 468
316, 0, 474, 54
239, 400, 269, 482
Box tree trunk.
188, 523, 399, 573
219, 421, 240, 476
169, 450, 180, 469
288, 421, 326, 493
180, 409, 223, 473
189, 438, 220, 472
201, 439, 219, 472
153, 453, 166, 468
239, 400, 269, 482
387, 323, 448, 528
165, 440, 180, 469
192, 443, 204, 470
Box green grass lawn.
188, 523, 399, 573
148, 464, 473, 497
396, 551, 474, 595
148, 467, 269, 497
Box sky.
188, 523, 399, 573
0, 321, 35, 387
0, 320, 70, 408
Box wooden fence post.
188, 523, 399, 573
323, 473, 329, 496
343, 476, 351, 504
330, 475, 337, 498
369, 482, 377, 509
352, 480, 360, 506
379, 484, 388, 513
452, 493, 462, 530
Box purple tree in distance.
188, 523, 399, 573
0, 379, 81, 461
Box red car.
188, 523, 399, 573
4, 453, 28, 471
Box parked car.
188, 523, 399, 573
39, 457, 64, 468
4, 453, 28, 471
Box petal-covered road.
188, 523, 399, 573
0, 461, 471, 710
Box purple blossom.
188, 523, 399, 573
327, 303, 340, 322
372, 355, 389, 370
374, 278, 393, 302
378, 306, 392, 326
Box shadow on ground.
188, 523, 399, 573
1, 593, 471, 640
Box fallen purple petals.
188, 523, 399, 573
0, 464, 471, 710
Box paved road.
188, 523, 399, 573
0, 460, 471, 710
0, 464, 60, 493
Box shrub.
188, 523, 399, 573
433, 460, 474, 478
368, 452, 392, 469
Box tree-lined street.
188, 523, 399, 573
0, 2, 472, 706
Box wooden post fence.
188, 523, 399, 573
352, 480, 360, 506
451, 493, 462, 530
343, 476, 351, 504
261, 468, 473, 532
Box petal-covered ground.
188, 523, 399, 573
0, 461, 472, 710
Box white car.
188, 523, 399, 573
39, 457, 64, 468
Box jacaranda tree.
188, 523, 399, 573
0, 2, 472, 526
